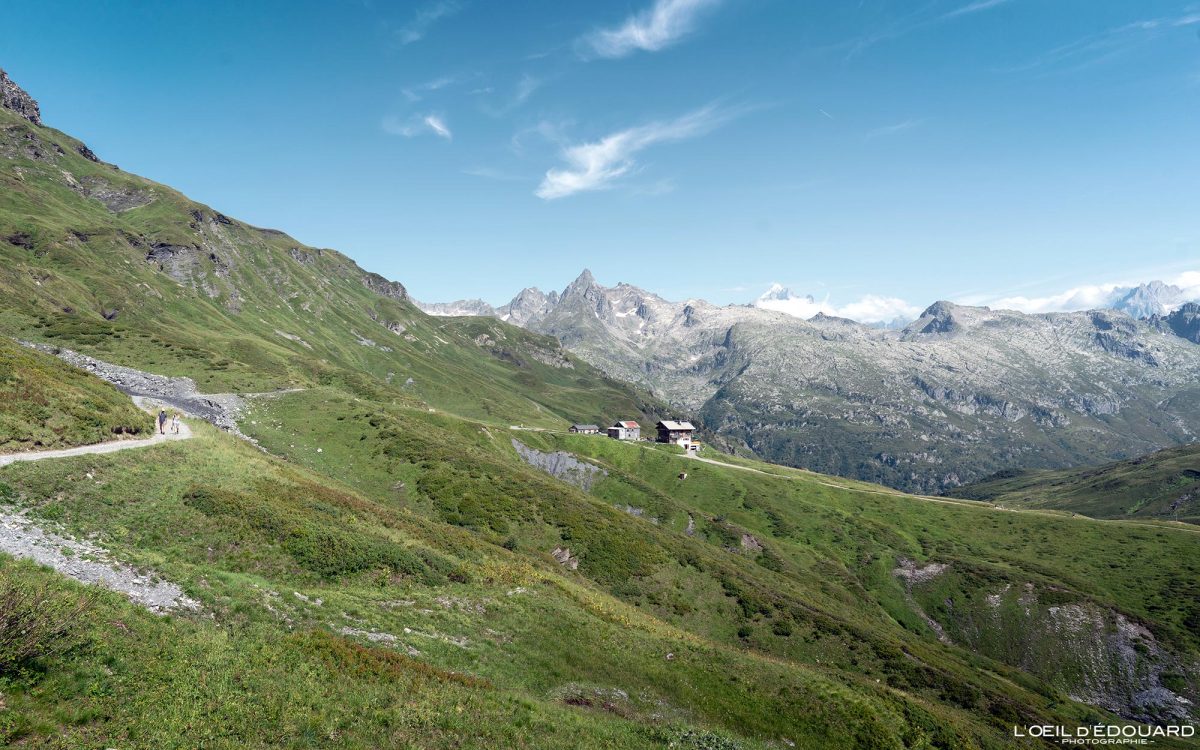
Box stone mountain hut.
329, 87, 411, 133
607, 420, 641, 441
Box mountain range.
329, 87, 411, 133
420, 272, 1200, 492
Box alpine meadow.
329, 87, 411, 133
1, 2, 1199, 749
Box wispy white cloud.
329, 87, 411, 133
481, 74, 545, 117
754, 284, 921, 325
865, 118, 923, 140
424, 114, 453, 140
579, 0, 721, 59
535, 105, 732, 200
841, 0, 1014, 58
402, 74, 460, 103
396, 1, 462, 45
514, 74, 542, 106
940, 0, 1013, 21
462, 166, 524, 181
1004, 10, 1200, 74
382, 113, 453, 140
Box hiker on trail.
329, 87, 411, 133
158, 409, 167, 435
171, 413, 180, 435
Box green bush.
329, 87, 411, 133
183, 482, 452, 583
0, 566, 95, 673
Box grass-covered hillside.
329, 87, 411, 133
2, 76, 1198, 748
953, 444, 1200, 524
0, 390, 1196, 748
0, 337, 152, 452
0, 105, 658, 429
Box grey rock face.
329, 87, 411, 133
361, 271, 408, 302
1151, 302, 1200, 344
76, 174, 154, 212
1112, 280, 1188, 319
511, 439, 607, 491
0, 69, 41, 125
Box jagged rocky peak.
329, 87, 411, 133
418, 298, 496, 317
562, 268, 600, 297
904, 300, 968, 336
1152, 302, 1200, 344
0, 69, 41, 125
1112, 280, 1186, 319
499, 287, 557, 326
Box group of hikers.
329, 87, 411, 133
157, 408, 181, 436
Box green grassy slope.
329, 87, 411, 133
1, 92, 1198, 749
234, 391, 1198, 738
0, 337, 152, 452
952, 444, 1200, 524
0, 418, 1014, 749
0, 106, 659, 429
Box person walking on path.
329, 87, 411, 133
158, 409, 167, 435
171, 413, 180, 435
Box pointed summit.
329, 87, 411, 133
569, 268, 596, 287
0, 69, 42, 125
562, 269, 603, 299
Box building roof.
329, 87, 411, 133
571, 424, 599, 430
657, 420, 695, 431
613, 420, 640, 428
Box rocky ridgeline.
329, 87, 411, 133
0, 68, 41, 125
422, 271, 1200, 493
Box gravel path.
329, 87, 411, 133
0, 406, 199, 613
0, 507, 200, 613
0, 418, 192, 468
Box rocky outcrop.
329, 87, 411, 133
75, 175, 155, 212
0, 69, 41, 125
1151, 302, 1200, 344
511, 439, 607, 491
361, 271, 408, 302
911, 578, 1199, 725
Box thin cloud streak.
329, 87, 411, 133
841, 0, 1014, 58
940, 0, 1013, 21
535, 105, 734, 200
462, 166, 525, 181
396, 1, 462, 45
1003, 10, 1200, 74
402, 74, 460, 103
382, 113, 453, 140
865, 118, 922, 140
579, 0, 721, 59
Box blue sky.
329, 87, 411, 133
4, 0, 1200, 320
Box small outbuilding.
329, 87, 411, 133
569, 424, 600, 434
656, 420, 696, 447
607, 420, 641, 441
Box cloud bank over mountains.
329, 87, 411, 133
753, 270, 1200, 326
753, 284, 920, 326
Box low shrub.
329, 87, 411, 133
0, 566, 95, 673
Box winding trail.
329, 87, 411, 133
0, 419, 192, 468
0, 408, 199, 613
